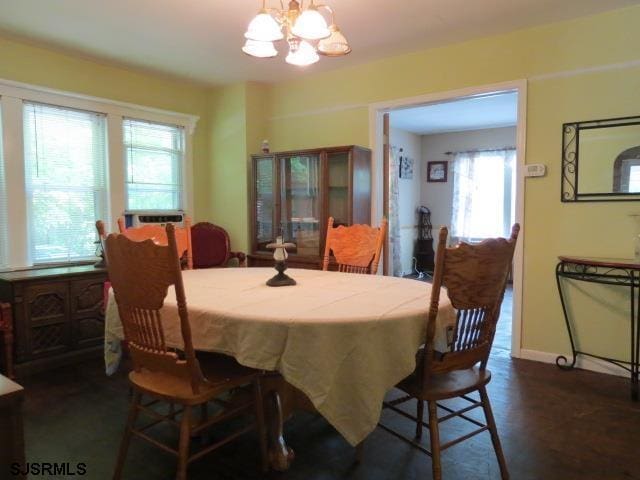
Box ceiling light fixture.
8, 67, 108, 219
242, 0, 351, 66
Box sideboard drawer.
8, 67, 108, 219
22, 282, 71, 360
71, 277, 106, 348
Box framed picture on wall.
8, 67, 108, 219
400, 156, 414, 179
427, 161, 448, 182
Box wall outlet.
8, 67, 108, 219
525, 164, 546, 177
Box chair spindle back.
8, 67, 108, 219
322, 217, 388, 275
423, 224, 520, 382
104, 224, 204, 394
117, 216, 193, 270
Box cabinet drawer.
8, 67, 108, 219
22, 282, 71, 359
70, 277, 106, 347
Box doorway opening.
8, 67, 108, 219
369, 81, 526, 358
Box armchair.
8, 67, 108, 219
191, 222, 246, 268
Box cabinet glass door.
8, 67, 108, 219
328, 151, 349, 226
280, 154, 321, 256
255, 156, 275, 252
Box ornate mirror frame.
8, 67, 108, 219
562, 115, 640, 202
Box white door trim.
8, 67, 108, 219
368, 79, 528, 359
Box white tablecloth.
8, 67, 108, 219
104, 268, 456, 446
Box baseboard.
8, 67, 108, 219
519, 349, 628, 378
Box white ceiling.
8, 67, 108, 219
0, 0, 637, 85
390, 92, 518, 135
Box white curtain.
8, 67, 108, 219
389, 146, 402, 276
451, 149, 516, 243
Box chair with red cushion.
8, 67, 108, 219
191, 222, 246, 268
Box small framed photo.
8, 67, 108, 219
427, 161, 448, 183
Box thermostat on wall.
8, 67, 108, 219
525, 164, 546, 177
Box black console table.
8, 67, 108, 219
556, 256, 639, 400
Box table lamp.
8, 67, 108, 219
266, 236, 296, 286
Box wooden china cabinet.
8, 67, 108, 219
248, 145, 372, 269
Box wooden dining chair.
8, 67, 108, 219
322, 217, 387, 274
117, 217, 193, 270
377, 224, 520, 480
104, 224, 268, 480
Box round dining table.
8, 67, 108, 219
104, 267, 456, 470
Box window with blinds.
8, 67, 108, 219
0, 111, 7, 268
123, 118, 184, 211
23, 102, 108, 263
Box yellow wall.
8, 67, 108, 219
525, 70, 639, 356
255, 6, 640, 358
0, 35, 212, 220
206, 83, 248, 250
205, 82, 270, 252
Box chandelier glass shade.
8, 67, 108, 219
291, 6, 330, 40
245, 10, 284, 42
242, 39, 278, 58
242, 0, 351, 66
318, 24, 351, 56
285, 40, 319, 66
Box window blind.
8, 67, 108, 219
23, 102, 108, 264
123, 118, 184, 211
0, 110, 7, 268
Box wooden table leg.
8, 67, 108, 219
260, 372, 316, 471
265, 389, 295, 471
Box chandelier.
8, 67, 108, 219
242, 0, 351, 66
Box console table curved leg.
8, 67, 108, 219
632, 271, 639, 401
555, 263, 577, 370
265, 390, 295, 471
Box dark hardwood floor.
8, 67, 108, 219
16, 346, 640, 479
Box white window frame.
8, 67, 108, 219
0, 78, 198, 270
122, 117, 186, 212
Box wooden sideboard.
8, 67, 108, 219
0, 265, 107, 377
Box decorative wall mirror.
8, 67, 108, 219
562, 115, 640, 202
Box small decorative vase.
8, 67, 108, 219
266, 236, 296, 287
94, 240, 106, 268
